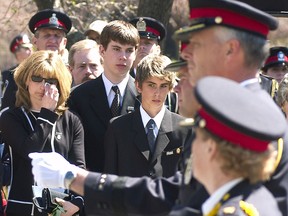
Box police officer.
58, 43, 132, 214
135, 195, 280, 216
9, 34, 33, 65
191, 77, 283, 215
28, 9, 72, 63
262, 46, 288, 83
129, 17, 166, 78
259, 47, 288, 101
1, 34, 33, 110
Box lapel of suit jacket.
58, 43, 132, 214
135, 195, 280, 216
129, 68, 136, 78
121, 76, 138, 115
151, 109, 172, 162
89, 75, 112, 126
133, 109, 151, 160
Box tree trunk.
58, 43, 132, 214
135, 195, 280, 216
137, 0, 173, 28
137, 0, 176, 58
33, 0, 56, 10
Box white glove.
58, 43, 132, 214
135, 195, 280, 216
29, 152, 78, 189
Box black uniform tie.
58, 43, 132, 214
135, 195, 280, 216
111, 86, 120, 117
146, 119, 156, 152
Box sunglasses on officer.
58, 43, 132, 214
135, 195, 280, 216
31, 75, 58, 85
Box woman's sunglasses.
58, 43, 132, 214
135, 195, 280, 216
31, 75, 58, 85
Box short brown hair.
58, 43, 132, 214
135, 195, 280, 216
135, 54, 175, 89
100, 20, 139, 50
14, 50, 72, 115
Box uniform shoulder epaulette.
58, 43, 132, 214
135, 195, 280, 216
218, 200, 259, 216
239, 200, 259, 216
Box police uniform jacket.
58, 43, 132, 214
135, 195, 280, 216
84, 172, 180, 216
104, 108, 189, 178
170, 181, 281, 216
68, 74, 138, 172
245, 80, 288, 215
173, 80, 288, 215
172, 81, 288, 215
212, 180, 281, 216
259, 73, 278, 101
1, 65, 18, 110
0, 107, 85, 216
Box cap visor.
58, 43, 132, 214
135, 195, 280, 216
165, 60, 187, 72
173, 23, 206, 41
21, 43, 33, 48
84, 29, 101, 36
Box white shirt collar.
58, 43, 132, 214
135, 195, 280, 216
240, 78, 258, 87
102, 72, 130, 97
202, 178, 243, 215
140, 105, 166, 130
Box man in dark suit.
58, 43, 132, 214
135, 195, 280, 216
68, 20, 140, 172
104, 55, 188, 178
261, 46, 288, 83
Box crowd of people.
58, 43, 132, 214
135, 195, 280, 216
1, 0, 288, 215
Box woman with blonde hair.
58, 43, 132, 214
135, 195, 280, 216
0, 50, 85, 216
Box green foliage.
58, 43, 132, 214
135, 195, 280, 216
52, 204, 66, 216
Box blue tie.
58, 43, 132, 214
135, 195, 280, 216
146, 119, 156, 152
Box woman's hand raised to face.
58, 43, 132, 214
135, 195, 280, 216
42, 82, 59, 111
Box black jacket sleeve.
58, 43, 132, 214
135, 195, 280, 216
84, 172, 181, 216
